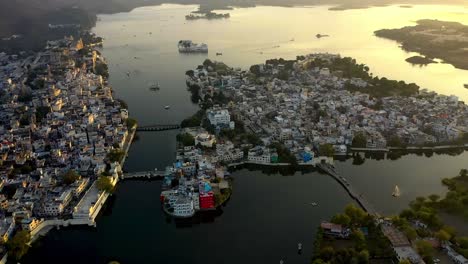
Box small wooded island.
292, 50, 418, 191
375, 19, 468, 70
405, 56, 436, 65
185, 12, 230, 20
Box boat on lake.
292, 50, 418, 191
178, 40, 208, 53
464, 84, 468, 89
392, 185, 401, 197
164, 105, 170, 110
216, 52, 222, 56
149, 83, 160, 91
316, 34, 330, 38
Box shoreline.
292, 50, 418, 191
11, 36, 139, 262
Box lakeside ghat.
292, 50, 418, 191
0, 34, 135, 261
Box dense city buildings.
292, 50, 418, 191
0, 35, 132, 260
186, 54, 468, 163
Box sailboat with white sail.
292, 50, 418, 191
392, 185, 401, 197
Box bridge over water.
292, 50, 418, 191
317, 163, 379, 216
121, 170, 166, 179
136, 124, 181, 132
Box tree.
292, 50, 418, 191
331, 213, 351, 226
6, 230, 31, 260
415, 196, 426, 205
20, 164, 33, 174
277, 69, 289, 80
351, 229, 366, 251
312, 259, 326, 264
441, 225, 457, 238
249, 65, 261, 76
62, 170, 80, 185
459, 169, 468, 178
403, 226, 417, 241
319, 246, 335, 261
415, 240, 435, 258
435, 229, 451, 242
400, 209, 416, 219
97, 176, 114, 193
319, 144, 335, 157
352, 133, 367, 148
399, 260, 411, 264
344, 204, 366, 224
388, 136, 405, 148
392, 216, 410, 228
35, 106, 50, 122
357, 250, 370, 264
107, 149, 125, 163
94, 62, 109, 78
457, 237, 468, 249
116, 99, 128, 110
428, 194, 440, 203
125, 118, 137, 130
181, 110, 204, 128
176, 133, 195, 146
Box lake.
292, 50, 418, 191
21, 4, 468, 264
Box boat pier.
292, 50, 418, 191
317, 163, 379, 216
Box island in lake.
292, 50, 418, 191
375, 19, 468, 70
185, 12, 230, 20
405, 55, 436, 66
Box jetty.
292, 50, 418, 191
317, 163, 379, 216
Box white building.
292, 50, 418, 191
207, 108, 234, 129
173, 197, 195, 217
56, 189, 73, 208
21, 218, 42, 232
0, 217, 15, 242
195, 133, 216, 148
393, 246, 424, 264
248, 146, 271, 164
445, 244, 468, 264
43, 202, 64, 217
192, 193, 200, 210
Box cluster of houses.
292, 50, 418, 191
186, 53, 468, 162
160, 127, 231, 218
0, 35, 128, 254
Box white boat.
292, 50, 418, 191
392, 185, 401, 197
164, 105, 170, 110
149, 83, 160, 91
310, 202, 318, 206
178, 40, 208, 53
298, 243, 302, 250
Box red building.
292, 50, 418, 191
199, 191, 215, 209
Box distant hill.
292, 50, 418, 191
375, 19, 468, 70
0, 0, 466, 52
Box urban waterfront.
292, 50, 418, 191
20, 3, 468, 263
21, 170, 353, 264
